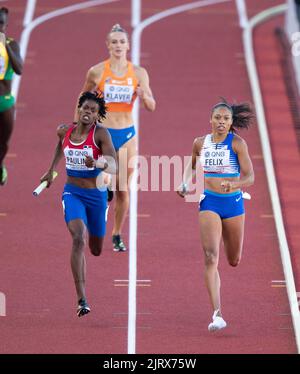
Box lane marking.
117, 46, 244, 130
114, 312, 152, 315
235, 0, 248, 28
115, 284, 151, 287
12, 0, 118, 101
114, 280, 151, 282
114, 279, 151, 287
271, 285, 286, 288
113, 326, 152, 329
252, 154, 263, 159
236, 0, 300, 352
126, 214, 150, 218
0, 292, 6, 317
129, 0, 231, 355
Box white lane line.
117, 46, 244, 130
11, 0, 118, 101
131, 0, 231, 72
115, 280, 151, 282
129, 0, 231, 355
131, 0, 141, 28
235, 0, 248, 28
0, 292, 6, 317
236, 1, 300, 353
23, 0, 37, 27
11, 0, 36, 102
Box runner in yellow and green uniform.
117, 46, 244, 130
0, 7, 23, 185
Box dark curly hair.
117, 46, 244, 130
78, 91, 107, 122
211, 98, 255, 132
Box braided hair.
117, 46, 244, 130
211, 98, 255, 132
78, 91, 107, 122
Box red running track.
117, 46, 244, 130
0, 0, 297, 354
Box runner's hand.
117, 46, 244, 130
85, 156, 96, 168
221, 180, 232, 192
40, 170, 55, 188
176, 183, 188, 198
136, 85, 145, 99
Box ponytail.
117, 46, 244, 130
212, 98, 254, 132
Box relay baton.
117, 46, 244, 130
33, 171, 58, 196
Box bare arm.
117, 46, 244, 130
40, 125, 69, 187
221, 137, 254, 192
177, 137, 203, 197
5, 39, 23, 75
135, 66, 156, 112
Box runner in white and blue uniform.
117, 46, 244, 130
199, 131, 244, 219
40, 92, 117, 318
177, 99, 255, 332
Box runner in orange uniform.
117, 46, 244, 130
75, 24, 155, 252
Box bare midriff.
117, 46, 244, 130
205, 176, 240, 194
67, 176, 98, 189
102, 111, 134, 129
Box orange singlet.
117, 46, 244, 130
97, 59, 138, 113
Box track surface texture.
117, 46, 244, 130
0, 0, 298, 354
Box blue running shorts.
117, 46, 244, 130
62, 184, 108, 237
107, 125, 136, 152
198, 189, 245, 219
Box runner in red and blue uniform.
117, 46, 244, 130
41, 92, 117, 317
